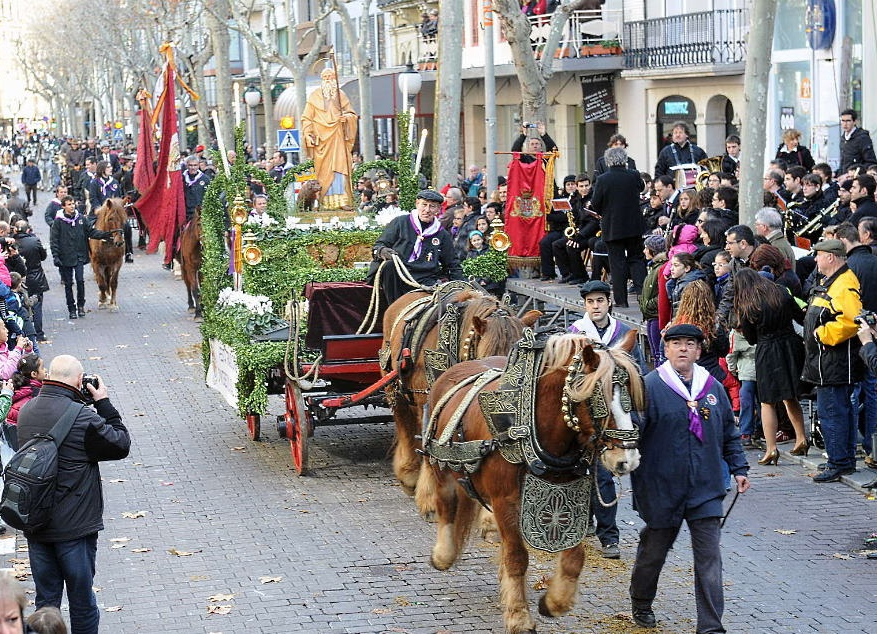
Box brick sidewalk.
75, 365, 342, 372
10, 189, 877, 633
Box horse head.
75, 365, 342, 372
97, 198, 127, 248
541, 332, 643, 477
461, 294, 541, 361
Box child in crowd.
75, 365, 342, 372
0, 321, 31, 381
727, 329, 759, 448
5, 272, 39, 355
5, 354, 45, 451
466, 230, 489, 259
639, 235, 668, 366
27, 606, 69, 634
712, 250, 732, 305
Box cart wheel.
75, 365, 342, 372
246, 413, 261, 441
285, 382, 310, 475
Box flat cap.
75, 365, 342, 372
416, 189, 444, 203
579, 280, 611, 298
663, 324, 705, 342
813, 239, 846, 257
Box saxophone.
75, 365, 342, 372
564, 207, 577, 238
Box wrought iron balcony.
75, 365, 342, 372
623, 9, 748, 70
529, 9, 624, 59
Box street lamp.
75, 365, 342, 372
243, 84, 261, 162
397, 56, 422, 112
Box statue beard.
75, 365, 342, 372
321, 82, 338, 101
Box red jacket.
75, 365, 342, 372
7, 380, 41, 425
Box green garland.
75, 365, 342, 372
460, 249, 509, 283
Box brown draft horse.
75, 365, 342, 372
89, 198, 127, 312
177, 208, 203, 318
425, 332, 643, 634
381, 286, 540, 515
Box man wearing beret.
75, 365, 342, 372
368, 190, 464, 304
802, 239, 865, 483
630, 324, 749, 632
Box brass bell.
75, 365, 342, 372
242, 231, 262, 266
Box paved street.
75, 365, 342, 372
6, 189, 877, 633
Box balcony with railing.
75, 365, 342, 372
623, 9, 749, 73
527, 9, 624, 60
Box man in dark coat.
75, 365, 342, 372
847, 174, 877, 227
49, 196, 117, 319
839, 109, 877, 174
629, 324, 749, 632
654, 121, 707, 178
18, 354, 130, 634
368, 190, 464, 305
593, 134, 637, 180
44, 184, 68, 227
13, 220, 49, 341
590, 147, 646, 307
183, 156, 212, 222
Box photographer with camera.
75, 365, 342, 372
511, 121, 557, 165
17, 354, 130, 634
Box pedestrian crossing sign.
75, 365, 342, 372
277, 129, 300, 151
113, 128, 124, 141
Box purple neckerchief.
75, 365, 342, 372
57, 211, 80, 225
407, 211, 441, 263
656, 361, 714, 442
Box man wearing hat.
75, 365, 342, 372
569, 280, 646, 560
630, 324, 749, 631
802, 239, 865, 482
368, 190, 463, 305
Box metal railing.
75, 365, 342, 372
528, 9, 624, 59
623, 9, 749, 69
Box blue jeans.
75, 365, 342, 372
58, 264, 85, 311
592, 463, 619, 546
738, 380, 759, 437
28, 534, 99, 634
855, 371, 877, 455
816, 384, 858, 470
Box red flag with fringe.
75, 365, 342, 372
134, 64, 185, 265
504, 153, 555, 259
133, 91, 156, 194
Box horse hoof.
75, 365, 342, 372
419, 509, 436, 523
400, 483, 416, 497
429, 554, 452, 571
97, 304, 107, 310
110, 306, 119, 313
538, 595, 552, 617
188, 307, 196, 313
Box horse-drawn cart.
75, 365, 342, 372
250, 281, 395, 475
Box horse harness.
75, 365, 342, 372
422, 329, 640, 552
379, 280, 497, 404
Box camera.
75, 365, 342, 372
854, 310, 877, 327
81, 374, 100, 403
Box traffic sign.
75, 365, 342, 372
277, 129, 300, 151
113, 128, 124, 141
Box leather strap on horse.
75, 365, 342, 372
357, 256, 432, 335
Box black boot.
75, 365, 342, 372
631, 602, 656, 628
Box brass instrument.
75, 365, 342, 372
488, 217, 511, 251
796, 198, 840, 243
564, 207, 577, 239
695, 155, 724, 190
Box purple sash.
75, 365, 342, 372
656, 363, 715, 442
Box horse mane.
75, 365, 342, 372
458, 293, 523, 357
95, 198, 127, 229
540, 333, 644, 410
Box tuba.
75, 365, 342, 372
695, 156, 724, 190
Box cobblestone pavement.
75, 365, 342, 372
10, 190, 877, 633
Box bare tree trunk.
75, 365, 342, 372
433, 0, 463, 189
260, 61, 275, 155
492, 0, 595, 121
207, 0, 234, 149
739, 0, 777, 227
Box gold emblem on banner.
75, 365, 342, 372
509, 190, 543, 218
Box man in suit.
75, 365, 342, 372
590, 147, 646, 307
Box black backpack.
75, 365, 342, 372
1, 402, 82, 532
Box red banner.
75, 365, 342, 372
133, 97, 156, 194
134, 66, 185, 265
504, 154, 552, 258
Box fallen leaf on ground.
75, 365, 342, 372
774, 529, 797, 535
132, 413, 146, 417
131, 548, 152, 553
88, 356, 103, 360
189, 575, 210, 581
108, 479, 126, 483
532, 574, 549, 590
105, 606, 123, 612
121, 511, 146, 519
231, 446, 246, 451
111, 544, 126, 550
832, 553, 851, 560
160, 481, 174, 486
259, 576, 282, 584
168, 548, 201, 557
371, 608, 392, 614
115, 344, 128, 348
394, 596, 410, 607
207, 605, 232, 615
208, 593, 236, 602
109, 537, 130, 543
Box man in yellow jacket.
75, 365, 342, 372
802, 239, 865, 483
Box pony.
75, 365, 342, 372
381, 284, 540, 516
424, 331, 643, 634
89, 198, 127, 312
178, 208, 203, 317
